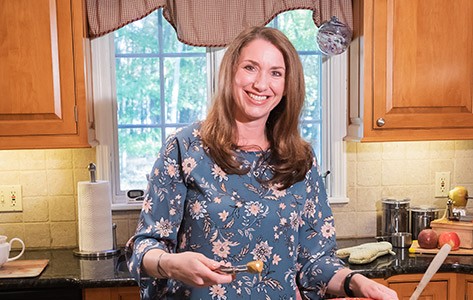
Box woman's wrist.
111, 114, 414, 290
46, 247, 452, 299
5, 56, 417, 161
343, 272, 360, 297
143, 249, 171, 279
156, 252, 170, 278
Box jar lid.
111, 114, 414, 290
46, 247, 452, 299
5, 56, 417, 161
410, 205, 440, 212
382, 198, 410, 204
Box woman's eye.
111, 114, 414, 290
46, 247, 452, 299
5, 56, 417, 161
244, 65, 255, 71
272, 71, 283, 77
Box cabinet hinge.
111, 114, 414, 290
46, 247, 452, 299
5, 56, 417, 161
74, 105, 78, 122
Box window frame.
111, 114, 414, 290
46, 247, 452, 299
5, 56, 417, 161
90, 33, 349, 210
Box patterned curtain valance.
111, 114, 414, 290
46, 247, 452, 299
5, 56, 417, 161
85, 0, 353, 47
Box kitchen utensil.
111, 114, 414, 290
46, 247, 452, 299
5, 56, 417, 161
444, 197, 467, 221
391, 232, 412, 248
0, 235, 25, 267
410, 206, 439, 239
316, 16, 352, 56
218, 260, 263, 274
409, 243, 451, 300
381, 198, 410, 236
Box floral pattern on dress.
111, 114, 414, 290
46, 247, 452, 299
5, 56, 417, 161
125, 122, 344, 300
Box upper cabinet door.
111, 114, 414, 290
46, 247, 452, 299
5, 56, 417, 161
0, 0, 92, 149
361, 0, 473, 141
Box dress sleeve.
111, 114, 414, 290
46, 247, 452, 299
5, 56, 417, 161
125, 135, 188, 284
297, 156, 344, 299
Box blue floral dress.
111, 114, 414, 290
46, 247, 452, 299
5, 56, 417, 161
126, 123, 344, 300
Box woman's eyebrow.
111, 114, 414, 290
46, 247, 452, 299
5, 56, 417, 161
241, 59, 285, 71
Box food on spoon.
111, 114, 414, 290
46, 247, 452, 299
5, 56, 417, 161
218, 260, 264, 274
437, 231, 460, 250
246, 260, 263, 274
448, 186, 469, 207
417, 229, 438, 249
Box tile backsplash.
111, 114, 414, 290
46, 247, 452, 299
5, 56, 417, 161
332, 140, 473, 238
1, 140, 473, 249
0, 148, 138, 249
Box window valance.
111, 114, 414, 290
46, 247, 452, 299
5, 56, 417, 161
85, 0, 352, 47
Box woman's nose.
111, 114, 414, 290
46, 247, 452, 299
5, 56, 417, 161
253, 73, 269, 91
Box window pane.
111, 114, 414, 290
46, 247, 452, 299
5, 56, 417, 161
163, 57, 208, 123
116, 57, 161, 125
300, 123, 322, 160
114, 9, 207, 192
300, 55, 322, 121
118, 127, 162, 190
272, 10, 318, 52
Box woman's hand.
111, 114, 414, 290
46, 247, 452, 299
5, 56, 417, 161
351, 273, 399, 300
327, 269, 398, 300
143, 249, 234, 287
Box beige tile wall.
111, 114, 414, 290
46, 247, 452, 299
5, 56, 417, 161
1, 140, 473, 249
0, 148, 139, 250
0, 149, 94, 249
333, 140, 473, 238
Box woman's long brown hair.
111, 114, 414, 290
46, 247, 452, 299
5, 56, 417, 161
200, 26, 313, 190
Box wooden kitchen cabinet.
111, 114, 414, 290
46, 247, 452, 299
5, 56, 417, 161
0, 0, 94, 149
83, 287, 140, 300
461, 274, 473, 299
375, 273, 459, 299
350, 0, 473, 141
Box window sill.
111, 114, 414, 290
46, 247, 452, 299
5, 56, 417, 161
111, 203, 142, 211
328, 196, 349, 204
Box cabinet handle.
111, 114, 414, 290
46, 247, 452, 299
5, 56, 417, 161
376, 118, 385, 127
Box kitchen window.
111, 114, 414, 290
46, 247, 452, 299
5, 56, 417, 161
91, 9, 348, 209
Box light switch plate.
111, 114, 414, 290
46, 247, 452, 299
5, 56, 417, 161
0, 185, 23, 212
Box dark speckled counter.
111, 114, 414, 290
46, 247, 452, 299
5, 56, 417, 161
337, 238, 473, 279
2, 239, 473, 291
0, 248, 136, 291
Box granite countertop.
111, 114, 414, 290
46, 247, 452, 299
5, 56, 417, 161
0, 248, 136, 291
337, 238, 473, 278
2, 239, 473, 291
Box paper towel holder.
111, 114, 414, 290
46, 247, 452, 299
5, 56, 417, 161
73, 223, 120, 258
88, 163, 96, 183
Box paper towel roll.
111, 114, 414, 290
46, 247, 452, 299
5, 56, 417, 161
78, 180, 113, 252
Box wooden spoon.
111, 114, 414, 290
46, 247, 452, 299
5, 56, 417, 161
409, 243, 451, 300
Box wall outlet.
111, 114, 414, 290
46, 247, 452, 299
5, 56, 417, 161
434, 172, 450, 198
0, 185, 23, 212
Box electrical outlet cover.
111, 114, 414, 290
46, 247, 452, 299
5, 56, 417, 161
0, 185, 22, 212
435, 172, 450, 198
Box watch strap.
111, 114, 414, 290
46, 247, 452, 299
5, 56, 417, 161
343, 272, 358, 297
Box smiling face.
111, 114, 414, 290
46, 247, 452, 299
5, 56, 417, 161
232, 38, 286, 125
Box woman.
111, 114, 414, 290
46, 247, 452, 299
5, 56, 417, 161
126, 26, 398, 300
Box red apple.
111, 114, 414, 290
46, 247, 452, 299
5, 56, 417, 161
437, 231, 461, 250
417, 229, 438, 249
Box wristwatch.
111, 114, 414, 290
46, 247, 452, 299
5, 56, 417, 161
344, 272, 358, 297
